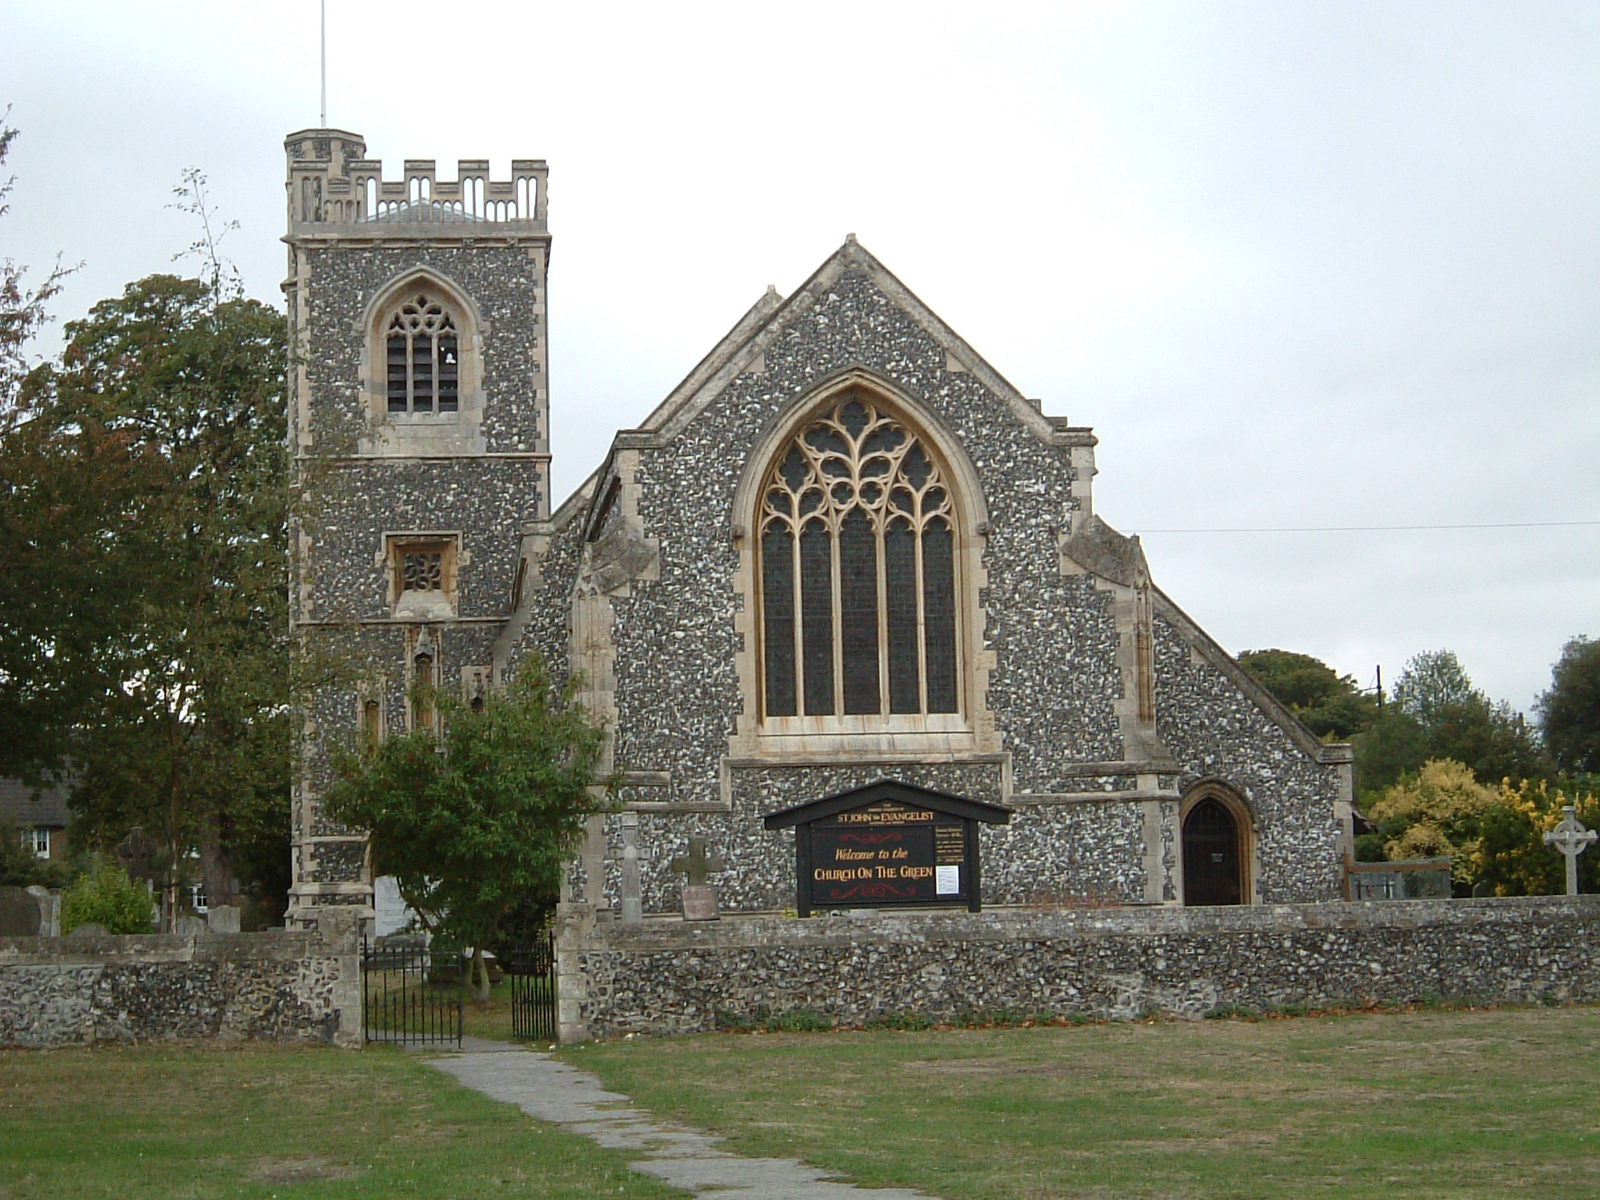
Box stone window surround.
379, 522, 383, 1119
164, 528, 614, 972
756, 394, 960, 720
384, 531, 462, 619
404, 624, 444, 734
1179, 778, 1258, 906
355, 680, 386, 748
357, 268, 488, 456
729, 370, 998, 761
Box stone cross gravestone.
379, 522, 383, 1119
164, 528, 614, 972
670, 837, 724, 921
0, 886, 42, 937
115, 826, 160, 886
1543, 805, 1596, 896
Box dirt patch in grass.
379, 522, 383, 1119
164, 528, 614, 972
246, 1155, 362, 1184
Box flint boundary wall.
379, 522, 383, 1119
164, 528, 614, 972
558, 896, 1600, 1041
0, 910, 362, 1049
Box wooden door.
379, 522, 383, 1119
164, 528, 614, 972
1182, 796, 1243, 906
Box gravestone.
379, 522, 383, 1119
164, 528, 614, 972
206, 904, 241, 933
670, 837, 724, 921
174, 912, 207, 936
26, 885, 60, 937
68, 921, 111, 938
0, 886, 42, 937
115, 826, 160, 886
1543, 805, 1597, 896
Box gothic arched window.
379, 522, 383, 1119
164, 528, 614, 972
385, 292, 460, 414
758, 395, 959, 719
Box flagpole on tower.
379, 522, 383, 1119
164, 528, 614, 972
319, 0, 328, 126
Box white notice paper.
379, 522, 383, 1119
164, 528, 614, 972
935, 865, 960, 895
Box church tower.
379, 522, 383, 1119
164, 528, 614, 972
282, 130, 551, 920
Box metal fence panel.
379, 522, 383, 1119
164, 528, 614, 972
505, 932, 557, 1043
361, 937, 464, 1047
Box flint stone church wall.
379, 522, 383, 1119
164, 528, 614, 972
0, 914, 361, 1048
510, 263, 1349, 917
561, 897, 1600, 1040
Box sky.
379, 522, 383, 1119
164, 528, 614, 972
2, 0, 1595, 716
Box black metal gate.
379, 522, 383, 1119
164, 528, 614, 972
505, 931, 557, 1043
361, 937, 464, 1046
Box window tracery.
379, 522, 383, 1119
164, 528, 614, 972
758, 395, 959, 719
385, 293, 460, 414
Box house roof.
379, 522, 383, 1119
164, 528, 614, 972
0, 777, 72, 828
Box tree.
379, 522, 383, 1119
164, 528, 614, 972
0, 274, 290, 923
1475, 777, 1600, 897
1538, 637, 1600, 775
1237, 649, 1377, 740
1, 116, 72, 408
1366, 759, 1499, 887
1391, 649, 1479, 726
323, 654, 614, 1001
1354, 650, 1547, 803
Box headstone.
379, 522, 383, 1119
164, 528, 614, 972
1543, 805, 1597, 896
0, 886, 42, 937
68, 921, 111, 938
26, 885, 59, 937
115, 826, 160, 886
174, 912, 207, 936
206, 903, 241, 933
618, 812, 642, 924
670, 837, 724, 922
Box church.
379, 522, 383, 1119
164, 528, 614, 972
282, 129, 1355, 930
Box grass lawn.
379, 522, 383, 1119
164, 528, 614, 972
565, 1005, 1600, 1200
0, 1042, 686, 1200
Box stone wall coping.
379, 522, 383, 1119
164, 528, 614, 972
575, 897, 1600, 953
0, 929, 321, 967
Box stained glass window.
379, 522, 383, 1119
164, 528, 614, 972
758, 395, 959, 718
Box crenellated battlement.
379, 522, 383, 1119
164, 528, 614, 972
285, 128, 547, 230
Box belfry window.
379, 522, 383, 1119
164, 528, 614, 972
386, 293, 460, 414
758, 395, 959, 719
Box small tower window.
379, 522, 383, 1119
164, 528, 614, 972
410, 628, 439, 733
401, 548, 443, 593
388, 535, 458, 620
361, 697, 384, 749
386, 293, 460, 414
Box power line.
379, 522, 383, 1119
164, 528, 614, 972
1131, 520, 1599, 534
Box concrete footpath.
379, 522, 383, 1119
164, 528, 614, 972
421, 1036, 939, 1200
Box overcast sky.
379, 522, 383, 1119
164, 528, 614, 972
3, 0, 1595, 716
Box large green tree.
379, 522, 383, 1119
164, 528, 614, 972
1354, 650, 1547, 801
323, 655, 613, 1000
1237, 649, 1377, 740
1, 274, 290, 921
1538, 637, 1600, 775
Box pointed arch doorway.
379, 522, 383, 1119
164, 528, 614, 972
1181, 786, 1252, 906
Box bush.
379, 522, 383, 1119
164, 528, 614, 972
60, 863, 155, 934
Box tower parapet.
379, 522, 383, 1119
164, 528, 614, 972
285, 128, 548, 230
